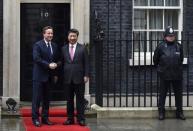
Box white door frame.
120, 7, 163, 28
2, 0, 90, 109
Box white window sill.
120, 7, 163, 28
129, 52, 188, 66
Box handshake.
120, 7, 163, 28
49, 62, 57, 70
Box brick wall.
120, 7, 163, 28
90, 0, 193, 95
183, 0, 193, 32
182, 0, 193, 95
90, 0, 133, 94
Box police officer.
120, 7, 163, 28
153, 26, 185, 120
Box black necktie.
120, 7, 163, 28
47, 43, 53, 61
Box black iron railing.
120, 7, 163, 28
94, 32, 192, 107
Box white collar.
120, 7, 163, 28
69, 43, 77, 48
44, 39, 51, 45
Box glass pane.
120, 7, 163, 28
150, 0, 164, 6
134, 9, 147, 29
149, 32, 163, 52
151, 32, 179, 51
165, 0, 179, 6
149, 10, 163, 29
133, 32, 147, 52
164, 10, 178, 29
134, 0, 148, 6
133, 31, 180, 52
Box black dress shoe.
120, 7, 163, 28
158, 113, 165, 120
63, 119, 75, 125
78, 120, 86, 126
42, 119, 55, 125
158, 108, 165, 120
176, 112, 186, 120
33, 120, 41, 127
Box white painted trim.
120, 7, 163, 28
163, 9, 165, 29
133, 29, 179, 32
132, 0, 183, 53
21, 0, 71, 3
178, 0, 183, 41
133, 0, 181, 8
129, 52, 187, 66
132, 0, 184, 66
133, 6, 181, 9
3, 0, 21, 109
3, 0, 91, 108
71, 0, 74, 28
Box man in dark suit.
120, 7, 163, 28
62, 29, 89, 126
32, 26, 60, 127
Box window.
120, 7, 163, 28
133, 0, 183, 52
130, 0, 184, 65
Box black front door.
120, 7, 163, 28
20, 3, 70, 101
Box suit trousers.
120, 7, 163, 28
32, 79, 51, 120
158, 79, 183, 112
66, 82, 85, 121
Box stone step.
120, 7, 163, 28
91, 104, 193, 118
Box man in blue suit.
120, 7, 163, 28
32, 26, 60, 127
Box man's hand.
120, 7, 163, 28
84, 76, 89, 83
49, 63, 57, 70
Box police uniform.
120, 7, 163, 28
153, 26, 185, 120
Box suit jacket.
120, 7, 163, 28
61, 43, 89, 84
33, 39, 60, 82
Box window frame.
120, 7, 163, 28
130, 0, 185, 66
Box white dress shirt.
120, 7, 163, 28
69, 43, 77, 57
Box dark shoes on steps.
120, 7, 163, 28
176, 112, 186, 120
63, 119, 75, 125
32, 119, 41, 127
32, 119, 54, 127
159, 111, 186, 120
42, 119, 55, 125
63, 119, 86, 126
159, 112, 165, 120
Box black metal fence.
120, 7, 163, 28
94, 32, 193, 108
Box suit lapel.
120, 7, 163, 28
73, 43, 80, 61
42, 39, 47, 49
41, 40, 50, 57
66, 45, 71, 62
51, 42, 55, 56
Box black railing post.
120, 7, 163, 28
119, 39, 122, 107
156, 35, 159, 107
94, 10, 104, 107
95, 40, 103, 107
119, 0, 123, 107
107, 0, 110, 107
144, 32, 147, 107
126, 32, 129, 107
138, 32, 141, 107
150, 32, 153, 107
113, 38, 116, 107
132, 32, 135, 107
186, 32, 190, 107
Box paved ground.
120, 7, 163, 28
88, 118, 193, 131
1, 117, 193, 131
0, 117, 25, 131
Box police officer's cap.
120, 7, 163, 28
164, 26, 175, 37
